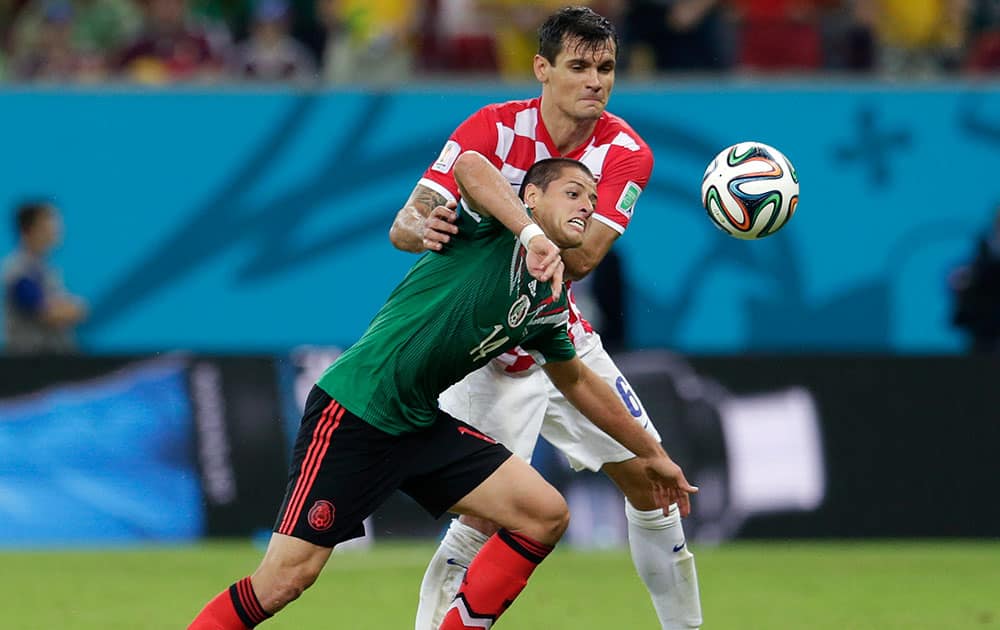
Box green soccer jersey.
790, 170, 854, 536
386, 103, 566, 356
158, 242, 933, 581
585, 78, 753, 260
317, 208, 576, 435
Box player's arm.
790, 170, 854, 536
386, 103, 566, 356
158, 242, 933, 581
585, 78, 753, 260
543, 356, 698, 516
453, 150, 564, 294
42, 296, 87, 328
559, 221, 620, 281
388, 184, 459, 253
390, 107, 499, 253
561, 144, 653, 280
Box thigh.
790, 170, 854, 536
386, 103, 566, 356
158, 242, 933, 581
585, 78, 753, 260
540, 340, 662, 472
273, 387, 404, 547
448, 453, 566, 537
398, 410, 515, 519
438, 363, 549, 462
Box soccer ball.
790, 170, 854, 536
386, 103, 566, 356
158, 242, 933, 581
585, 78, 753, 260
701, 141, 799, 239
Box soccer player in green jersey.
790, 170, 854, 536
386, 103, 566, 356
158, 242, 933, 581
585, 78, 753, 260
394, 8, 703, 630
188, 153, 696, 630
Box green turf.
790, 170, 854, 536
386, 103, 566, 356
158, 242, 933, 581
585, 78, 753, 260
2, 540, 998, 628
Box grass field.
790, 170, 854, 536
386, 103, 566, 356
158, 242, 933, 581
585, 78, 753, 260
3, 540, 999, 629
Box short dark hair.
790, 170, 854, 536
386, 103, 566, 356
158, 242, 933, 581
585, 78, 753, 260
538, 6, 618, 63
520, 158, 594, 201
15, 201, 53, 237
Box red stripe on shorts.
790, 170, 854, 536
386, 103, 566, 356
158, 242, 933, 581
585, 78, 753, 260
457, 425, 497, 444
277, 400, 345, 534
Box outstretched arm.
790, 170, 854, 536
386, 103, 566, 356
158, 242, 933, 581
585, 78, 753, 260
389, 184, 459, 253
453, 151, 564, 296
543, 356, 698, 516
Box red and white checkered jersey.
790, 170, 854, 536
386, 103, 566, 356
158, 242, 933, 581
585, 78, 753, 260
419, 97, 653, 373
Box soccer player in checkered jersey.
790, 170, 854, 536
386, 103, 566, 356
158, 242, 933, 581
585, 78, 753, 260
188, 154, 696, 630
390, 7, 703, 630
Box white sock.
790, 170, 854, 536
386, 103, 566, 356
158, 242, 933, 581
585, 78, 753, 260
625, 501, 703, 629
415, 518, 490, 630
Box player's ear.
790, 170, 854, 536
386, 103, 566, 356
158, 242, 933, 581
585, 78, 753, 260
523, 183, 540, 210
533, 54, 548, 82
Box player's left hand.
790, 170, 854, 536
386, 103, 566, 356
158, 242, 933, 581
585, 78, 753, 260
642, 455, 698, 518
525, 234, 564, 299
421, 201, 459, 251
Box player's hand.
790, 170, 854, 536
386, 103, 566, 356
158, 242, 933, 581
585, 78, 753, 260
525, 234, 564, 300
420, 201, 459, 251
641, 455, 698, 518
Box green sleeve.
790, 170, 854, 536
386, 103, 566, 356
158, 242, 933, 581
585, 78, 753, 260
521, 321, 576, 363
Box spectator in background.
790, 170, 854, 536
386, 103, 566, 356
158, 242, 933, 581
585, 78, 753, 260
820, 0, 877, 72
229, 0, 314, 82
115, 0, 223, 83
731, 0, 828, 72
9, 0, 84, 81
8, 0, 141, 81
190, 0, 247, 46
2, 201, 87, 354
314, 0, 416, 84
965, 0, 1000, 71
422, 0, 498, 73
479, 0, 566, 79
621, 0, 731, 74
873, 0, 971, 75
951, 204, 1000, 354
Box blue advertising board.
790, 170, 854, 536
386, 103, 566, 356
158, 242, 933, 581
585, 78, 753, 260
0, 83, 996, 352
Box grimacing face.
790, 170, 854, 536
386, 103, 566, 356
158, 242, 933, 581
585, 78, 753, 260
525, 167, 597, 249
535, 36, 616, 122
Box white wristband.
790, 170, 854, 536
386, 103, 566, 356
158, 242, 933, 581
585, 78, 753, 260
519, 223, 544, 250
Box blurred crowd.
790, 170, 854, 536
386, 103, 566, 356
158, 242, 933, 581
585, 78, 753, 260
0, 0, 996, 84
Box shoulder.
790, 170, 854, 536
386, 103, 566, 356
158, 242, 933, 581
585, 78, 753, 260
600, 109, 647, 141
598, 111, 652, 155
482, 98, 537, 116
590, 115, 654, 189
470, 98, 539, 126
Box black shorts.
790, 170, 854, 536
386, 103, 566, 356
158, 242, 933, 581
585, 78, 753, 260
273, 386, 513, 547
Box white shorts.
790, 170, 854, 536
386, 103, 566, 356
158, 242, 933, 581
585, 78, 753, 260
438, 335, 661, 472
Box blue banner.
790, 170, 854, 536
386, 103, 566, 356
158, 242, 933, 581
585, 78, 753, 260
0, 84, 997, 352
0, 359, 202, 546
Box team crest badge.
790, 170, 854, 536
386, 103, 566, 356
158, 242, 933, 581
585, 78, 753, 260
308, 500, 335, 532
508, 295, 530, 327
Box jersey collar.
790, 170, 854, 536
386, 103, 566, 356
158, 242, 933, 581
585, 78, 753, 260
532, 97, 605, 159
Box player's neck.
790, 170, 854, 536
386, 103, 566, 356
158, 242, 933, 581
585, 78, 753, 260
539, 99, 599, 156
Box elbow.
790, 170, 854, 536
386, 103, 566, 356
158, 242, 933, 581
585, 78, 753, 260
388, 220, 406, 251
388, 217, 421, 253
388, 222, 404, 249
453, 151, 487, 184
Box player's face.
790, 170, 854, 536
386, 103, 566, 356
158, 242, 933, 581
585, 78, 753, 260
535, 36, 616, 122
526, 167, 597, 249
